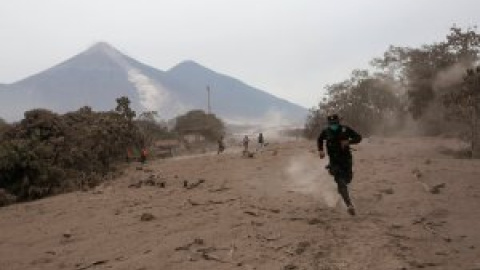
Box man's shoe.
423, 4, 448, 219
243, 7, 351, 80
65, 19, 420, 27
347, 205, 356, 216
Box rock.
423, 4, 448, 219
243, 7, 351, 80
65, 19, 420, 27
412, 168, 423, 178
412, 217, 426, 224
136, 166, 143, 171
308, 218, 324, 225
295, 241, 310, 255
129, 183, 141, 188
391, 223, 403, 229
140, 213, 155, 221
144, 179, 156, 186
194, 238, 204, 245
244, 211, 259, 217
381, 188, 395, 195
430, 183, 446, 194
284, 264, 297, 270
175, 238, 205, 251
185, 179, 206, 189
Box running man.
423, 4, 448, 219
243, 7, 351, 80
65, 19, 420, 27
317, 114, 362, 215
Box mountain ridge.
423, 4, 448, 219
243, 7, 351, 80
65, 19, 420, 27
0, 42, 308, 123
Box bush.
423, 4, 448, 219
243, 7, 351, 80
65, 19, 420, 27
174, 110, 225, 142
0, 99, 144, 203
135, 111, 176, 146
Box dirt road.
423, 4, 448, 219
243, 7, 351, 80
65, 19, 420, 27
1, 137, 479, 270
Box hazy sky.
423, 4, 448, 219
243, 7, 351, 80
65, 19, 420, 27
1, 0, 479, 108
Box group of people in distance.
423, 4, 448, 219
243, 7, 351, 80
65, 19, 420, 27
217, 132, 265, 155
242, 132, 265, 154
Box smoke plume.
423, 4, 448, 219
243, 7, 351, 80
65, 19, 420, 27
92, 43, 186, 117
127, 68, 170, 112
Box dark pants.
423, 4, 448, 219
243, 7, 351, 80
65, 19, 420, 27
328, 158, 353, 207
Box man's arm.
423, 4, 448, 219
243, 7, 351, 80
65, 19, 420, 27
317, 130, 326, 158
317, 130, 326, 151
346, 127, 362, 145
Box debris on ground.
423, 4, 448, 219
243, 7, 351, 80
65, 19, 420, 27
128, 175, 167, 188
380, 188, 395, 195
430, 183, 446, 194
412, 168, 423, 178
140, 213, 155, 221
184, 179, 206, 189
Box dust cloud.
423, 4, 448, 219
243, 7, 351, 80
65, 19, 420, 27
433, 62, 468, 92
228, 110, 304, 143
285, 154, 339, 207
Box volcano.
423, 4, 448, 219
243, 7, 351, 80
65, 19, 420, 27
0, 42, 308, 123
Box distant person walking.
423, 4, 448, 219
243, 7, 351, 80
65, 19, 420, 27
140, 147, 148, 164
217, 135, 226, 154
243, 135, 250, 153
126, 148, 133, 162
317, 114, 362, 216
257, 132, 265, 151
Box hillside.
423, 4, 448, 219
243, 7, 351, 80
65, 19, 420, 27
1, 137, 479, 269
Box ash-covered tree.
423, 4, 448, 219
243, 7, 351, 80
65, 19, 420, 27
135, 111, 175, 146
444, 66, 480, 157
308, 25, 480, 142
0, 117, 9, 136
305, 70, 403, 137
304, 108, 327, 139
174, 110, 225, 142
371, 26, 480, 134
0, 99, 145, 203
115, 96, 136, 121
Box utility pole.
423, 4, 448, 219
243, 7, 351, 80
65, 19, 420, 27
466, 66, 480, 158
473, 67, 480, 158
207, 85, 211, 115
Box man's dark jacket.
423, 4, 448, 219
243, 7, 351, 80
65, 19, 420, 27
317, 125, 362, 162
